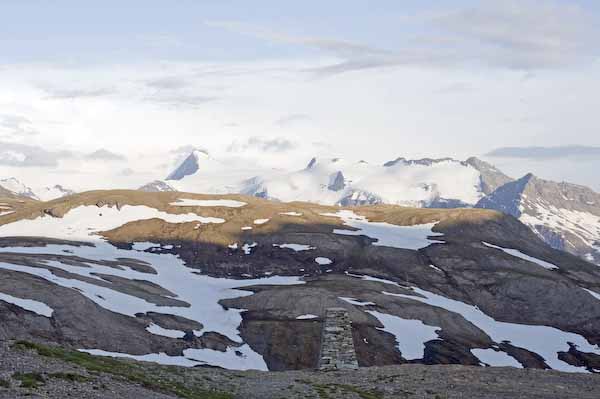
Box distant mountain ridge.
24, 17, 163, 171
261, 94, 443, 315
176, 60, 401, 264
0, 177, 74, 201
476, 173, 600, 265
144, 150, 600, 265
160, 152, 501, 208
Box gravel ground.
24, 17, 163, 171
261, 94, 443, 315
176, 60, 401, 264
1, 339, 598, 399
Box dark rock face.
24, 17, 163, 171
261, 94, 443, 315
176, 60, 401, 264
165, 152, 202, 180
327, 171, 345, 192
476, 173, 600, 265
338, 190, 383, 206
138, 180, 176, 192
465, 157, 514, 195
237, 317, 322, 371
476, 173, 532, 217
135, 312, 203, 332
558, 343, 600, 372
383, 157, 455, 167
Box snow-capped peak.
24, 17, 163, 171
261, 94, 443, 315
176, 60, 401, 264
0, 178, 74, 201
0, 177, 37, 200
166, 149, 213, 181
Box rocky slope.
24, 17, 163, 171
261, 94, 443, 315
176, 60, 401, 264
476, 173, 600, 265
1, 339, 598, 399
1, 190, 599, 375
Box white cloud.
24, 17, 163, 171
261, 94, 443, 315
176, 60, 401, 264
227, 137, 296, 153
206, 1, 599, 75
0, 142, 73, 167
434, 0, 597, 69
86, 149, 127, 161
0, 114, 39, 139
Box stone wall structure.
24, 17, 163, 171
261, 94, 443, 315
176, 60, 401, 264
318, 307, 359, 370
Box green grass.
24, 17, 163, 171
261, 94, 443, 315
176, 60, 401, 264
13, 341, 233, 399
48, 372, 91, 383
308, 382, 383, 399
334, 384, 383, 399
12, 372, 45, 389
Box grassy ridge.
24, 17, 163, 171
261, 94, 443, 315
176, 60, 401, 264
13, 341, 233, 399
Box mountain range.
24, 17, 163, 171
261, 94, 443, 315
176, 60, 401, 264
1, 159, 600, 396
2, 150, 599, 266
138, 150, 600, 266
0, 178, 74, 202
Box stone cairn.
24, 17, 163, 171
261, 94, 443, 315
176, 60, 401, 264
318, 307, 359, 370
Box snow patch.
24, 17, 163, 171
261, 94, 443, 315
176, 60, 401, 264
315, 257, 332, 265
170, 199, 247, 208
323, 210, 442, 250
367, 310, 439, 360
471, 348, 522, 368
242, 242, 257, 255
296, 314, 319, 320
273, 243, 315, 252
339, 297, 375, 306
0, 292, 54, 317
483, 242, 559, 270
146, 323, 186, 339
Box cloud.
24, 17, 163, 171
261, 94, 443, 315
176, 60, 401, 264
205, 20, 387, 59
0, 114, 39, 138
145, 76, 191, 90
42, 87, 115, 100
120, 168, 135, 176
435, 0, 596, 69
0, 142, 73, 167
170, 145, 209, 156
206, 1, 598, 76
486, 145, 600, 160
227, 137, 296, 153
274, 114, 311, 127
86, 149, 127, 161
144, 93, 217, 108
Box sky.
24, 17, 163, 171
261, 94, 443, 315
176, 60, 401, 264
1, 0, 599, 191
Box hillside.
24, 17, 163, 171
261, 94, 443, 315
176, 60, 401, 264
1, 190, 599, 376
1, 339, 598, 398
477, 174, 600, 265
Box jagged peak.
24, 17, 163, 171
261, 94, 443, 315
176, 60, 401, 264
384, 157, 458, 167
519, 173, 537, 183
167, 152, 201, 181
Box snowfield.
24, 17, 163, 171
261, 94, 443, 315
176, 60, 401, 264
161, 153, 488, 207
0, 205, 225, 240
241, 158, 484, 207
367, 310, 440, 360
170, 198, 247, 207
323, 210, 442, 250
0, 241, 303, 370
